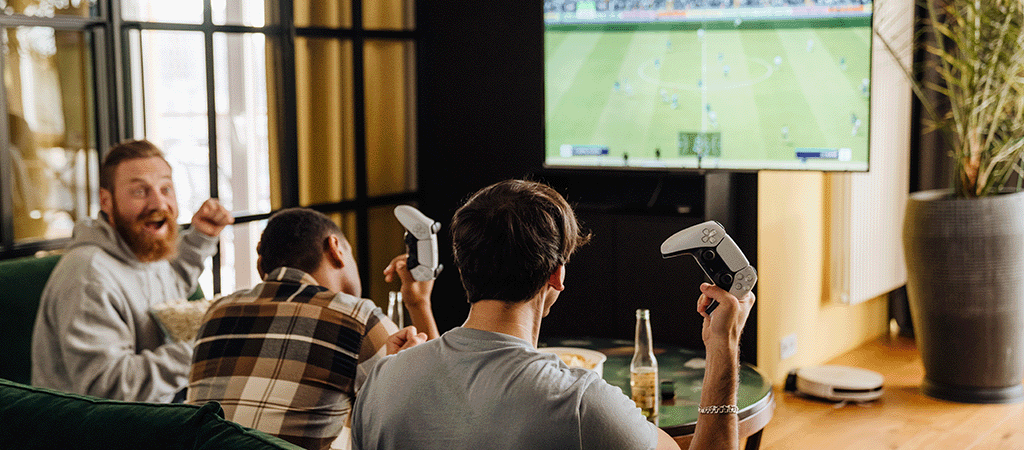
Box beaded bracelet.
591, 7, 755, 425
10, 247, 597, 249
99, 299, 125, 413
698, 405, 739, 414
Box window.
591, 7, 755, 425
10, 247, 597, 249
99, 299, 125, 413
0, 0, 419, 305
1, 11, 101, 250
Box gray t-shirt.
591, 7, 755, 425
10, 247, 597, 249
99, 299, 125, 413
351, 327, 658, 450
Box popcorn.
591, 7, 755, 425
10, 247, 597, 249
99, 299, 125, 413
558, 353, 596, 370
150, 298, 215, 342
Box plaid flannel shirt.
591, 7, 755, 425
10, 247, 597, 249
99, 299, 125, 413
187, 267, 396, 450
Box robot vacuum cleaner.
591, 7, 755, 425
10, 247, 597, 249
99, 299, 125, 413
785, 365, 884, 402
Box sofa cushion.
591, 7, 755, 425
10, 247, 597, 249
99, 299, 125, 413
0, 378, 302, 450
0, 254, 61, 384
193, 404, 308, 450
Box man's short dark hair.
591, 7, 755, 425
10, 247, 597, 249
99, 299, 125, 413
100, 139, 167, 191
258, 207, 344, 275
451, 179, 590, 303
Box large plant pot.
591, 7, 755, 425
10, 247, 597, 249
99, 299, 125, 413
903, 189, 1024, 403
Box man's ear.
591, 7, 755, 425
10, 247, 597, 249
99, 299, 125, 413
255, 240, 265, 278
548, 265, 566, 291
99, 188, 113, 223
326, 234, 346, 268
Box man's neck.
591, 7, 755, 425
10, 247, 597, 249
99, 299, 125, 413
462, 295, 546, 347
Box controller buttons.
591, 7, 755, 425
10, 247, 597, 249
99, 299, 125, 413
734, 282, 744, 291
701, 249, 716, 261
701, 227, 720, 244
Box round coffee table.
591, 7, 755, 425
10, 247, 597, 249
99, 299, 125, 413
541, 337, 774, 450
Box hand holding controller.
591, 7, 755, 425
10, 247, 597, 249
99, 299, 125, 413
394, 205, 444, 281
661, 220, 757, 314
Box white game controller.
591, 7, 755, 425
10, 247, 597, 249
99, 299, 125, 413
661, 220, 757, 314
394, 205, 443, 281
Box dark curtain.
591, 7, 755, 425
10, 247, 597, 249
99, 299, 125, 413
908, 0, 953, 194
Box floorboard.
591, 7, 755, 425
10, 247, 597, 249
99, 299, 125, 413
759, 336, 1024, 450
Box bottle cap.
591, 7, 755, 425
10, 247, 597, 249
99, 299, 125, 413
636, 309, 650, 318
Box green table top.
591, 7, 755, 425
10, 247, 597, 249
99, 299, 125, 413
540, 336, 773, 436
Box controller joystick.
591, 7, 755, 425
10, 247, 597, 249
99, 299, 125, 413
661, 221, 757, 314
394, 205, 443, 281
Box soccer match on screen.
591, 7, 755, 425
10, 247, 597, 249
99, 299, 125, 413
543, 0, 873, 172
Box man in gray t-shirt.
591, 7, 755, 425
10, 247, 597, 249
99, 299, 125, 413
354, 327, 657, 449
351, 180, 755, 450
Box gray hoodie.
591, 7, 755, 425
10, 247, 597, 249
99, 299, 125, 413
31, 216, 218, 402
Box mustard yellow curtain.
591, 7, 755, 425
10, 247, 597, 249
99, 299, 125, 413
266, 0, 417, 302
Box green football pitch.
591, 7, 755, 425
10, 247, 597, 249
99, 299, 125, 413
544, 21, 872, 170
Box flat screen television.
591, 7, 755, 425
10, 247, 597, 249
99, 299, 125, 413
543, 0, 873, 172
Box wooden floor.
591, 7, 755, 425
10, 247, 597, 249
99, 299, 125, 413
759, 336, 1024, 450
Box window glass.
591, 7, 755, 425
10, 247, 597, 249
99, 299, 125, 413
201, 218, 266, 295
294, 0, 350, 28
363, 0, 413, 30
121, 0, 203, 24
364, 39, 415, 197
5, 0, 97, 17
213, 32, 271, 215
332, 211, 357, 257
5, 27, 97, 243
128, 30, 210, 219
212, 0, 266, 27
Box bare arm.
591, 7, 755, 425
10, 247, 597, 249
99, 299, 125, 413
656, 428, 683, 450
384, 254, 440, 339
688, 283, 755, 450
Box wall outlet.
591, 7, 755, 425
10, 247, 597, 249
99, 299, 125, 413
780, 333, 797, 360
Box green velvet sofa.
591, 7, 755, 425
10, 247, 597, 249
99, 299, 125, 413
0, 255, 299, 449
0, 253, 203, 385
0, 378, 303, 450
0, 253, 62, 385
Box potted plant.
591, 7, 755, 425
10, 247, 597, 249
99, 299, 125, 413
877, 0, 1024, 403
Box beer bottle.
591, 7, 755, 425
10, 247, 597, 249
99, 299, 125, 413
630, 308, 659, 425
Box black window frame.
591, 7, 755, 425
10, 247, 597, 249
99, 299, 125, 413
0, 0, 422, 300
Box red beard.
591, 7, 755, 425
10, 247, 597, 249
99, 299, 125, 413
112, 206, 179, 262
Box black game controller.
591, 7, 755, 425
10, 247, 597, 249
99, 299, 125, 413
661, 220, 757, 314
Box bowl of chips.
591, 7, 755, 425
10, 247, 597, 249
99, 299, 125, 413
539, 347, 608, 377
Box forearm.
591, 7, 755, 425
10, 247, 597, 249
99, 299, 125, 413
170, 228, 219, 294
405, 300, 440, 339
689, 342, 739, 450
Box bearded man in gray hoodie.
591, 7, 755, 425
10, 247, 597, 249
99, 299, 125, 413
31, 139, 234, 403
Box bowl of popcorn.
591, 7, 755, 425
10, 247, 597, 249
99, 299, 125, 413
539, 347, 608, 378
150, 298, 216, 342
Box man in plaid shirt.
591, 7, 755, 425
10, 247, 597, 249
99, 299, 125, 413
187, 207, 438, 450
